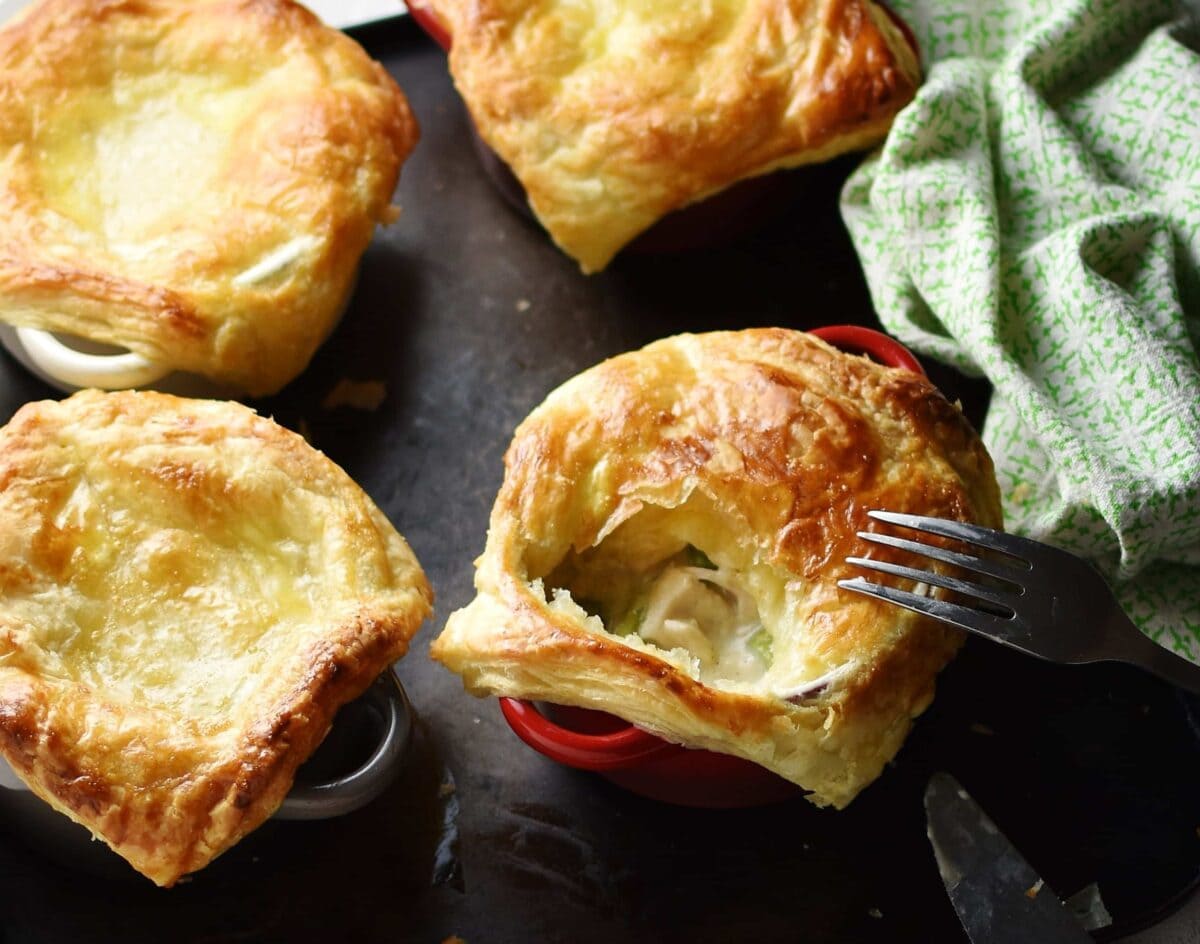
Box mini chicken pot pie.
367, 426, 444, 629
418, 0, 920, 272
0, 0, 418, 396
0, 390, 432, 885
432, 329, 1001, 808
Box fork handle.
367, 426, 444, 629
1113, 618, 1200, 697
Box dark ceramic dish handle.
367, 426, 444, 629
0, 672, 413, 821
276, 671, 413, 820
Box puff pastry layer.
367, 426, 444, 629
433, 329, 1000, 808
0, 390, 432, 885
427, 0, 919, 272
0, 0, 418, 395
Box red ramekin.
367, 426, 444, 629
495, 326, 925, 807
407, 0, 451, 52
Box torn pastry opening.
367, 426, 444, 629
539, 498, 855, 701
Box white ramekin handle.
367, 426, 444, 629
15, 327, 170, 390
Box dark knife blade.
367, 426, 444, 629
925, 772, 1093, 944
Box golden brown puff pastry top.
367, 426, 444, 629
0, 0, 418, 395
432, 329, 1001, 808
0, 390, 432, 885
427, 0, 919, 272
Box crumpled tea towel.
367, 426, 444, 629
841, 0, 1200, 657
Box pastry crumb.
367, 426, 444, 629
323, 379, 387, 412
867, 907, 883, 919
515, 298, 531, 312
1026, 878, 1044, 899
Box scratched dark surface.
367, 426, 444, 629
1, 19, 1199, 944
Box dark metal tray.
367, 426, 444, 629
2, 20, 1198, 943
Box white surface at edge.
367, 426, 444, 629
0, 0, 1195, 940
0, 0, 406, 29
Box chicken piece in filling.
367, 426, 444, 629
604, 546, 773, 684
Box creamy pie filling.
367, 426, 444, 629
543, 499, 861, 702
604, 549, 773, 685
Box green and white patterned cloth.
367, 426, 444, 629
841, 0, 1200, 657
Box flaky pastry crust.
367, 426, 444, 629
433, 329, 1001, 808
0, 0, 418, 395
428, 0, 920, 272
0, 390, 432, 885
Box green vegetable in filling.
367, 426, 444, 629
747, 626, 774, 666
612, 602, 647, 637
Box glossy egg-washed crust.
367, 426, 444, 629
0, 0, 418, 395
428, 0, 920, 272
0, 391, 432, 885
433, 330, 1001, 808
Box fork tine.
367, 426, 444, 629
845, 556, 1019, 612
867, 510, 1036, 560
856, 531, 1029, 582
838, 577, 1031, 643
